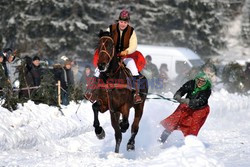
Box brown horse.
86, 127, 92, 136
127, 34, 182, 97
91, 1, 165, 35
86, 31, 148, 153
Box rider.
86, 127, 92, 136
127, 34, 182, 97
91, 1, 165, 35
93, 9, 142, 104
111, 9, 142, 103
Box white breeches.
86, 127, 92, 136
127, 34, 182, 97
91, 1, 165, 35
123, 58, 139, 76
94, 68, 100, 77
94, 58, 139, 77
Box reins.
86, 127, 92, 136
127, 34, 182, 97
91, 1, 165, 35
99, 36, 115, 63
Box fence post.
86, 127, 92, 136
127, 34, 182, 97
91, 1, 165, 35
58, 80, 61, 106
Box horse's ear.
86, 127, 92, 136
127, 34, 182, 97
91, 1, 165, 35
98, 30, 104, 38
98, 30, 111, 38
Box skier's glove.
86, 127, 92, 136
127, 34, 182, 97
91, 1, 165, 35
179, 98, 190, 105
173, 94, 181, 102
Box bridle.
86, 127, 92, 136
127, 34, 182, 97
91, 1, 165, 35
98, 36, 115, 72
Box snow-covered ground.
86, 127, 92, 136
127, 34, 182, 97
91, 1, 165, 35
0, 89, 249, 167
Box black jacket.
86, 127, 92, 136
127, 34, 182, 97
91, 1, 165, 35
175, 80, 211, 109
53, 67, 74, 91
30, 64, 42, 86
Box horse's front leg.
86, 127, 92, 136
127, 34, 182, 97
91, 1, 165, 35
127, 132, 137, 151
119, 104, 130, 133
120, 117, 129, 133
110, 112, 122, 153
127, 104, 144, 151
92, 101, 105, 139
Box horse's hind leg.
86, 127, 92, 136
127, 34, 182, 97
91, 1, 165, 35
110, 112, 122, 153
92, 101, 105, 139
127, 104, 144, 151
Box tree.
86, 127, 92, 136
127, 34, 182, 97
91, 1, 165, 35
241, 0, 250, 45
0, 63, 18, 111
149, 0, 226, 56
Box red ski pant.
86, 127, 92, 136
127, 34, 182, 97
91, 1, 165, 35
160, 104, 210, 136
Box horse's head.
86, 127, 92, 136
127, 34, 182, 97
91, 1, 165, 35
97, 31, 115, 72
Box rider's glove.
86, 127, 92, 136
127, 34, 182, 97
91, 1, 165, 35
120, 50, 128, 56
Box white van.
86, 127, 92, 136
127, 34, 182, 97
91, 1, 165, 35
137, 44, 204, 80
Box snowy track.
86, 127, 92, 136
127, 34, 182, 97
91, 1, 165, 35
0, 89, 250, 166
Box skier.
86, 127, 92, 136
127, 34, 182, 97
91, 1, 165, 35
159, 71, 212, 143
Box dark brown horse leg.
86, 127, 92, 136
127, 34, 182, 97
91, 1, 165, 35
127, 132, 137, 151
120, 117, 129, 133
110, 112, 122, 153
127, 104, 144, 151
119, 105, 130, 133
92, 101, 105, 140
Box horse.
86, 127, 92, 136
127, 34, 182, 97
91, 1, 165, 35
86, 31, 148, 153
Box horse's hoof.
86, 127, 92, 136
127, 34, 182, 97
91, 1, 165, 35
127, 143, 135, 151
95, 127, 105, 140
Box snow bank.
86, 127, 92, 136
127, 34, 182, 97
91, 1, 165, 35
1, 89, 250, 166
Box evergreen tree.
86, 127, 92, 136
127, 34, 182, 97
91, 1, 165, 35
17, 56, 33, 103
221, 62, 246, 94
0, 0, 248, 59
150, 0, 226, 56
241, 0, 250, 45
0, 61, 18, 111
30, 68, 57, 105
69, 84, 85, 103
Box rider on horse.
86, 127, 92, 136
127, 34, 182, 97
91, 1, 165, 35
83, 10, 148, 153
93, 9, 142, 104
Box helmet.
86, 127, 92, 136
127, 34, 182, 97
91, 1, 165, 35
119, 9, 130, 21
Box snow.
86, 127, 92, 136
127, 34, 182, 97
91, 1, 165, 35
8, 17, 15, 24
75, 21, 88, 30
1, 88, 250, 166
